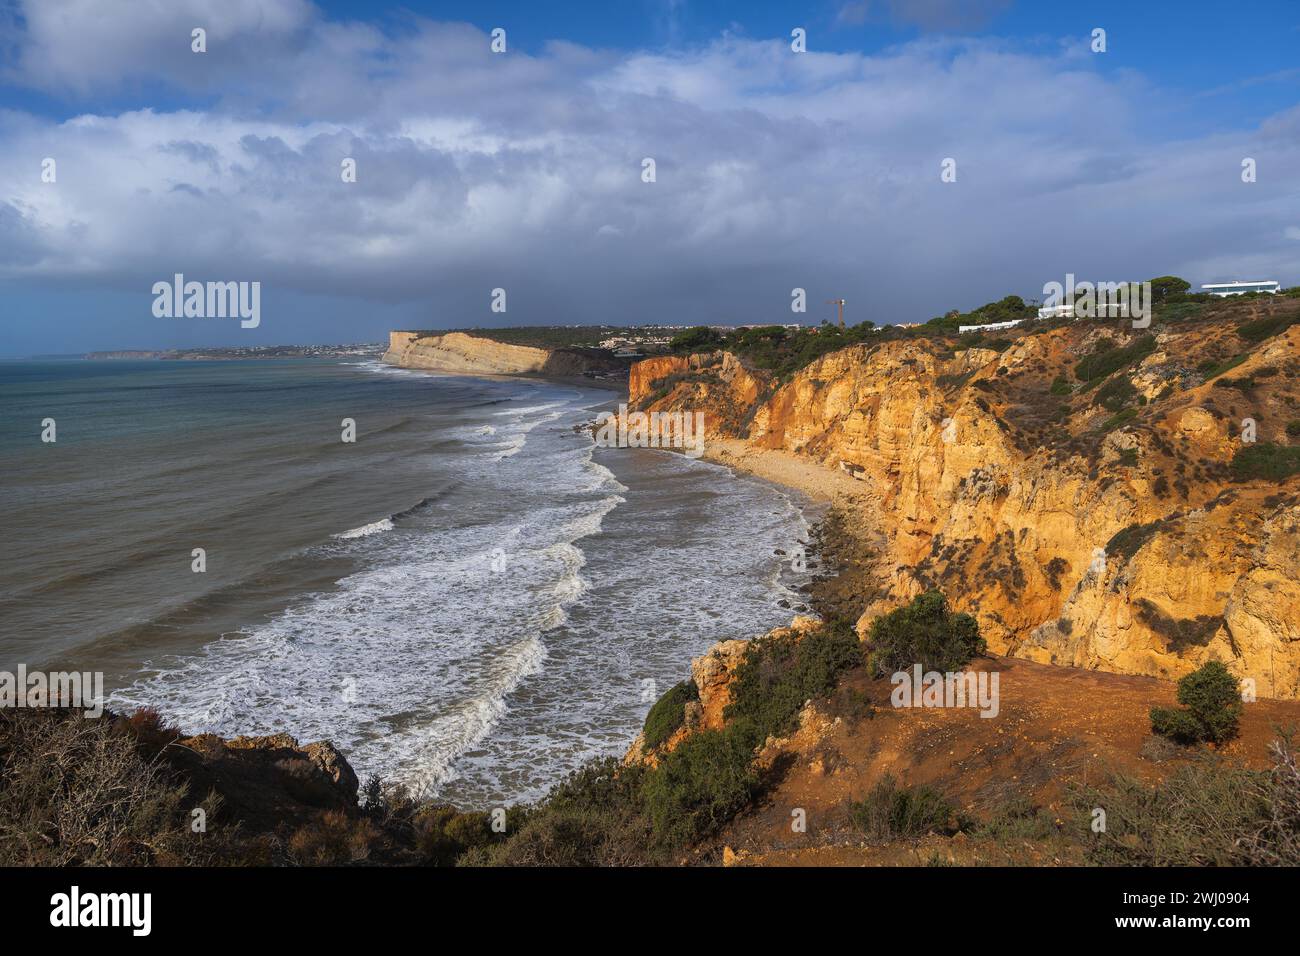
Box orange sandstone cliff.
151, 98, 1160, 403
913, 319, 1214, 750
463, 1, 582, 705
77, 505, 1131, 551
627, 306, 1300, 698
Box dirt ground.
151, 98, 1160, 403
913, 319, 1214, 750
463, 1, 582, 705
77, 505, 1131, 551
706, 654, 1300, 866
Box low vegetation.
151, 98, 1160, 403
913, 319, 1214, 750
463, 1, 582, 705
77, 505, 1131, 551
864, 590, 985, 676
724, 619, 861, 742
671, 322, 879, 381
1149, 661, 1243, 745
1074, 334, 1157, 382
1070, 733, 1300, 866
641, 680, 698, 751
0, 708, 234, 866
1231, 442, 1300, 482
850, 774, 961, 840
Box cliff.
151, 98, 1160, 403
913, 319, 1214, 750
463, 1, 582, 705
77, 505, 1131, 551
628, 302, 1300, 698
383, 330, 627, 381
621, 617, 1300, 866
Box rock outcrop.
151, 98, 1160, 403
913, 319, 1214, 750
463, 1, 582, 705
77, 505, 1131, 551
384, 331, 551, 374
169, 730, 360, 828
628, 308, 1300, 698
383, 330, 626, 380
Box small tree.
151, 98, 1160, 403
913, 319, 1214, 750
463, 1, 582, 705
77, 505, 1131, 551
1150, 660, 1243, 745
668, 326, 722, 353
864, 590, 985, 676
642, 680, 698, 751
1148, 275, 1191, 305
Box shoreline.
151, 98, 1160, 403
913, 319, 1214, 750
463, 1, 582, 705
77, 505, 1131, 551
700, 437, 870, 508
379, 357, 628, 393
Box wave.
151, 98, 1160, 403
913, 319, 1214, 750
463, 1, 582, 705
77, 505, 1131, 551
334, 518, 394, 540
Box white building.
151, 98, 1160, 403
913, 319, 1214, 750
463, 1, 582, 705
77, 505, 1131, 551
1201, 280, 1280, 297
1036, 303, 1076, 320
958, 317, 1027, 333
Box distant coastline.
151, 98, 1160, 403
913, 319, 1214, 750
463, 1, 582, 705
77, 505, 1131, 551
78, 343, 384, 361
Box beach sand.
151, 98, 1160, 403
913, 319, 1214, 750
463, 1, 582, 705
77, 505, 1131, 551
701, 437, 871, 507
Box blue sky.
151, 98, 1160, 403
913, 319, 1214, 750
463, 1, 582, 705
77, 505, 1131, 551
1, 0, 1298, 355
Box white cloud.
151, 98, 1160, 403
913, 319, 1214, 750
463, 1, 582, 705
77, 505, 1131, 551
0, 1, 1297, 331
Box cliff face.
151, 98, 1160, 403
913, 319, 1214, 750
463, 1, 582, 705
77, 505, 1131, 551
629, 308, 1300, 698
384, 330, 628, 381
383, 331, 551, 374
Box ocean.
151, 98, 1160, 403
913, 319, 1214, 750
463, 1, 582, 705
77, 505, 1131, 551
0, 357, 812, 806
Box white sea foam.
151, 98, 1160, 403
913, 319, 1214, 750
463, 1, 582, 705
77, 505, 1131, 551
334, 517, 395, 539
108, 381, 811, 808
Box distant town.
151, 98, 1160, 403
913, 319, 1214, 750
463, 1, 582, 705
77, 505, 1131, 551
81, 343, 385, 361
69, 279, 1294, 361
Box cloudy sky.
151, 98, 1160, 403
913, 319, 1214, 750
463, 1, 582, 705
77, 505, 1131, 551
1, 0, 1297, 355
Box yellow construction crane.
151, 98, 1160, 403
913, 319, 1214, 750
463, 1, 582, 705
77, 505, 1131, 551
826, 298, 846, 328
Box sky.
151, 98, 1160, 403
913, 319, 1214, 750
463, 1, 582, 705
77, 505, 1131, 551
0, 0, 1298, 356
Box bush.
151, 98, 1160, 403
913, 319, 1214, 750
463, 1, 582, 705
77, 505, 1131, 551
864, 590, 985, 677
1199, 354, 1246, 380
0, 709, 225, 866
468, 758, 655, 866
1150, 661, 1242, 745
724, 620, 862, 743
1149, 706, 1208, 744
1074, 334, 1156, 382
1093, 376, 1137, 413
1237, 313, 1298, 343
641, 726, 759, 849
1098, 407, 1138, 432
1070, 756, 1270, 865
850, 774, 960, 840
287, 810, 379, 865
1049, 375, 1072, 396
642, 680, 699, 751
1231, 442, 1300, 482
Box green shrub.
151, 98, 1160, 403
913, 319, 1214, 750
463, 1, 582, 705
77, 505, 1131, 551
724, 620, 862, 743
642, 680, 699, 750
1237, 313, 1298, 343
1093, 376, 1138, 412
1179, 661, 1244, 743
1286, 420, 1300, 439
1149, 705, 1209, 744
466, 758, 656, 866
1200, 354, 1247, 380
1074, 334, 1156, 382
850, 774, 959, 840
1069, 756, 1270, 865
1049, 375, 1072, 396
641, 726, 759, 849
1098, 407, 1138, 431
1231, 442, 1300, 482
1150, 661, 1242, 745
864, 590, 985, 677
1105, 520, 1163, 560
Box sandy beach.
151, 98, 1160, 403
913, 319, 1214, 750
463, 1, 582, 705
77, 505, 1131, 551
700, 436, 871, 508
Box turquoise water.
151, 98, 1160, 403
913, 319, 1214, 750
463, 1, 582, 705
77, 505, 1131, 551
0, 357, 811, 805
